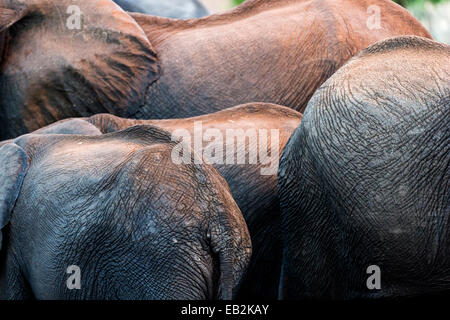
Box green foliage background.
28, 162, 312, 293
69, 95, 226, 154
231, 0, 447, 7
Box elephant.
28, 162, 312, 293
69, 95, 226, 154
0, 125, 251, 299
126, 0, 431, 118
113, 0, 209, 19
277, 36, 450, 300
0, 0, 432, 140
0, 0, 160, 140
11, 103, 303, 299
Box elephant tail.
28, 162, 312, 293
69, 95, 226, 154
213, 236, 235, 300
0, 143, 28, 250
208, 179, 252, 300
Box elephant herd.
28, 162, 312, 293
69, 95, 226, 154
0, 0, 448, 300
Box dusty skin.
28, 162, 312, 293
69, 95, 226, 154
0, 0, 431, 139
10, 102, 302, 299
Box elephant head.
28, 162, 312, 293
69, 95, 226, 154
0, 0, 160, 139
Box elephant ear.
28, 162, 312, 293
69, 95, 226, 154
0, 5, 26, 32
0, 3, 26, 66
0, 144, 28, 250
0, 0, 160, 137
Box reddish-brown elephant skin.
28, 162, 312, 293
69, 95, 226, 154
0, 0, 159, 139
130, 0, 431, 118
0, 0, 431, 140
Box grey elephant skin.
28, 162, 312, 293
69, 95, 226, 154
114, 0, 208, 19
278, 36, 450, 299
7, 103, 303, 299
0, 125, 251, 299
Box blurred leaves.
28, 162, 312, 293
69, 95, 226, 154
394, 0, 445, 7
